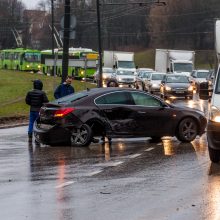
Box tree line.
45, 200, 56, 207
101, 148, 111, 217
0, 0, 220, 51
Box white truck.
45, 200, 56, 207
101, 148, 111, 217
103, 51, 136, 87
103, 51, 136, 71
155, 49, 195, 76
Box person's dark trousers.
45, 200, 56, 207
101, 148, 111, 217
28, 111, 39, 142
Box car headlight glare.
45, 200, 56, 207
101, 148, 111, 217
188, 86, 194, 91
210, 106, 220, 123
26, 65, 30, 68
165, 86, 172, 91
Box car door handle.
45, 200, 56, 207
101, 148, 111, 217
138, 111, 146, 114
104, 109, 112, 113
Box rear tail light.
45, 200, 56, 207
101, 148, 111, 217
54, 107, 75, 118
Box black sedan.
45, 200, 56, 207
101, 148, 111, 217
160, 74, 194, 100
34, 88, 207, 147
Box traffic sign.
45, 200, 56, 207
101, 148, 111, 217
60, 15, 77, 29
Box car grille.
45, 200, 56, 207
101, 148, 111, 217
121, 78, 134, 82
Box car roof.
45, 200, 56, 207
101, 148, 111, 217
194, 69, 209, 72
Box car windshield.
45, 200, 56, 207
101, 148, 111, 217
215, 69, 220, 93
166, 75, 189, 83
52, 91, 88, 104
173, 63, 193, 72
141, 72, 152, 78
152, 74, 165, 80
116, 70, 134, 75
118, 61, 135, 68
197, 72, 209, 78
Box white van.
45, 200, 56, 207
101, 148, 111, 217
199, 69, 220, 163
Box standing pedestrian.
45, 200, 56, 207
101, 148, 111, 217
54, 76, 75, 99
25, 79, 49, 143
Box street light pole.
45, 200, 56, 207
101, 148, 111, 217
96, 0, 103, 88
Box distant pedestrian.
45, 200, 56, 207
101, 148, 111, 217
54, 76, 75, 99
25, 79, 49, 143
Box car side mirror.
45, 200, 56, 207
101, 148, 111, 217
161, 80, 165, 84
199, 82, 210, 100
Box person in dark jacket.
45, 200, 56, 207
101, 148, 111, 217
54, 76, 75, 99
25, 79, 49, 143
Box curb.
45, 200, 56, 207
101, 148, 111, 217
0, 122, 29, 129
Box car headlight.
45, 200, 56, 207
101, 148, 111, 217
209, 106, 220, 122
152, 83, 158, 88
80, 70, 84, 75
188, 86, 194, 91
26, 65, 30, 68
165, 86, 172, 91
103, 75, 107, 79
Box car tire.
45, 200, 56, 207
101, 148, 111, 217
70, 124, 93, 147
208, 146, 220, 163
176, 118, 198, 142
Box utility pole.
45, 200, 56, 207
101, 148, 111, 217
51, 0, 55, 76
96, 0, 103, 88
62, 0, 70, 83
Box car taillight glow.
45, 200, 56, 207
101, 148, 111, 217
54, 107, 75, 118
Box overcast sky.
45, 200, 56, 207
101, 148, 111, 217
22, 0, 41, 9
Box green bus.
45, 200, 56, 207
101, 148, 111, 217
0, 48, 41, 72
41, 48, 98, 79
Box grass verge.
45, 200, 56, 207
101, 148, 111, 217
0, 70, 96, 118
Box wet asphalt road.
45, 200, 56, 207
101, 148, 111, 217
0, 94, 220, 220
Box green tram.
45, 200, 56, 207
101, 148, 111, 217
41, 48, 98, 79
0, 48, 41, 72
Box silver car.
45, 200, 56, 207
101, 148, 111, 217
94, 67, 116, 87
135, 70, 156, 90
144, 72, 166, 94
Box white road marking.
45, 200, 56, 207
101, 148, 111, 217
93, 161, 124, 167
88, 170, 103, 176
145, 147, 155, 152
157, 143, 162, 146
55, 181, 75, 189
129, 153, 142, 159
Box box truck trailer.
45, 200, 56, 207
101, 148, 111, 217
155, 49, 195, 76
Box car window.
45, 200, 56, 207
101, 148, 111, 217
95, 92, 132, 105
197, 72, 209, 78
130, 92, 162, 107
151, 74, 165, 80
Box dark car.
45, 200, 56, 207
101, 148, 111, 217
160, 74, 194, 100
34, 88, 206, 147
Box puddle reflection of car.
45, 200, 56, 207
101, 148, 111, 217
160, 74, 194, 100
34, 88, 206, 147
93, 67, 115, 87
144, 72, 166, 94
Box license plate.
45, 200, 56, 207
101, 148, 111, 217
175, 91, 184, 94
